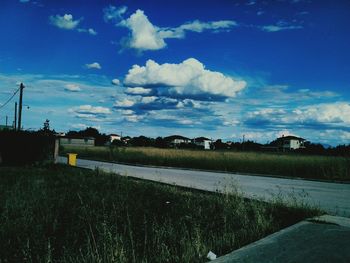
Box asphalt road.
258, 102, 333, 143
58, 157, 350, 217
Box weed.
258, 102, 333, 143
61, 146, 350, 181
0, 165, 321, 262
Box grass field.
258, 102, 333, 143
0, 165, 321, 262
61, 146, 350, 181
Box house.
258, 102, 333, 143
109, 134, 121, 143
54, 132, 66, 137
0, 125, 13, 131
122, 136, 131, 143
59, 136, 95, 147
164, 135, 191, 146
275, 135, 306, 150
193, 137, 213, 150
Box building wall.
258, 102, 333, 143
204, 141, 211, 150
173, 139, 190, 144
283, 139, 301, 150
60, 138, 95, 147
110, 135, 121, 142
290, 139, 301, 149
195, 140, 212, 149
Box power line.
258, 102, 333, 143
0, 87, 20, 110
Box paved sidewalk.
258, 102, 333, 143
212, 215, 350, 263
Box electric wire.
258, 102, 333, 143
0, 87, 20, 110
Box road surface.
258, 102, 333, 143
58, 157, 350, 217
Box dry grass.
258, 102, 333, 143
61, 146, 350, 181
0, 165, 321, 262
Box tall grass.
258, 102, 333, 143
61, 146, 350, 180
0, 165, 320, 262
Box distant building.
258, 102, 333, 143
164, 135, 191, 146
122, 136, 131, 143
59, 136, 95, 147
109, 134, 121, 143
276, 135, 306, 150
54, 132, 66, 137
0, 125, 13, 131
193, 137, 213, 150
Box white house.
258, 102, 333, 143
164, 135, 191, 145
276, 135, 306, 150
54, 132, 66, 137
193, 137, 213, 150
109, 134, 121, 143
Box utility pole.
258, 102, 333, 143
17, 83, 25, 131
14, 102, 17, 130
5, 115, 8, 127
242, 134, 245, 151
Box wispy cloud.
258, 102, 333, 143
0, 73, 119, 131
261, 21, 303, 32
77, 28, 98, 35
103, 5, 128, 22
261, 24, 303, 32
104, 6, 237, 51
64, 84, 81, 92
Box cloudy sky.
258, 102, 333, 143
0, 0, 349, 145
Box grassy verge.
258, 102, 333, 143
0, 165, 321, 262
61, 145, 350, 181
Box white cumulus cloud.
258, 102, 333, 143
114, 98, 136, 108
49, 14, 81, 30
112, 79, 120, 85
70, 105, 111, 115
245, 102, 350, 131
124, 58, 246, 100
88, 28, 97, 35
85, 62, 101, 69
125, 87, 151, 95
125, 114, 143, 122
50, 14, 96, 36
105, 6, 237, 51
121, 9, 166, 50
295, 102, 350, 125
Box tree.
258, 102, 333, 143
38, 119, 55, 135
43, 119, 50, 131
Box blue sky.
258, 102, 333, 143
0, 0, 349, 145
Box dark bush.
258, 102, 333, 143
0, 130, 55, 166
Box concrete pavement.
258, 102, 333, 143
212, 215, 350, 263
58, 157, 350, 217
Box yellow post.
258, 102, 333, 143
67, 153, 78, 166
